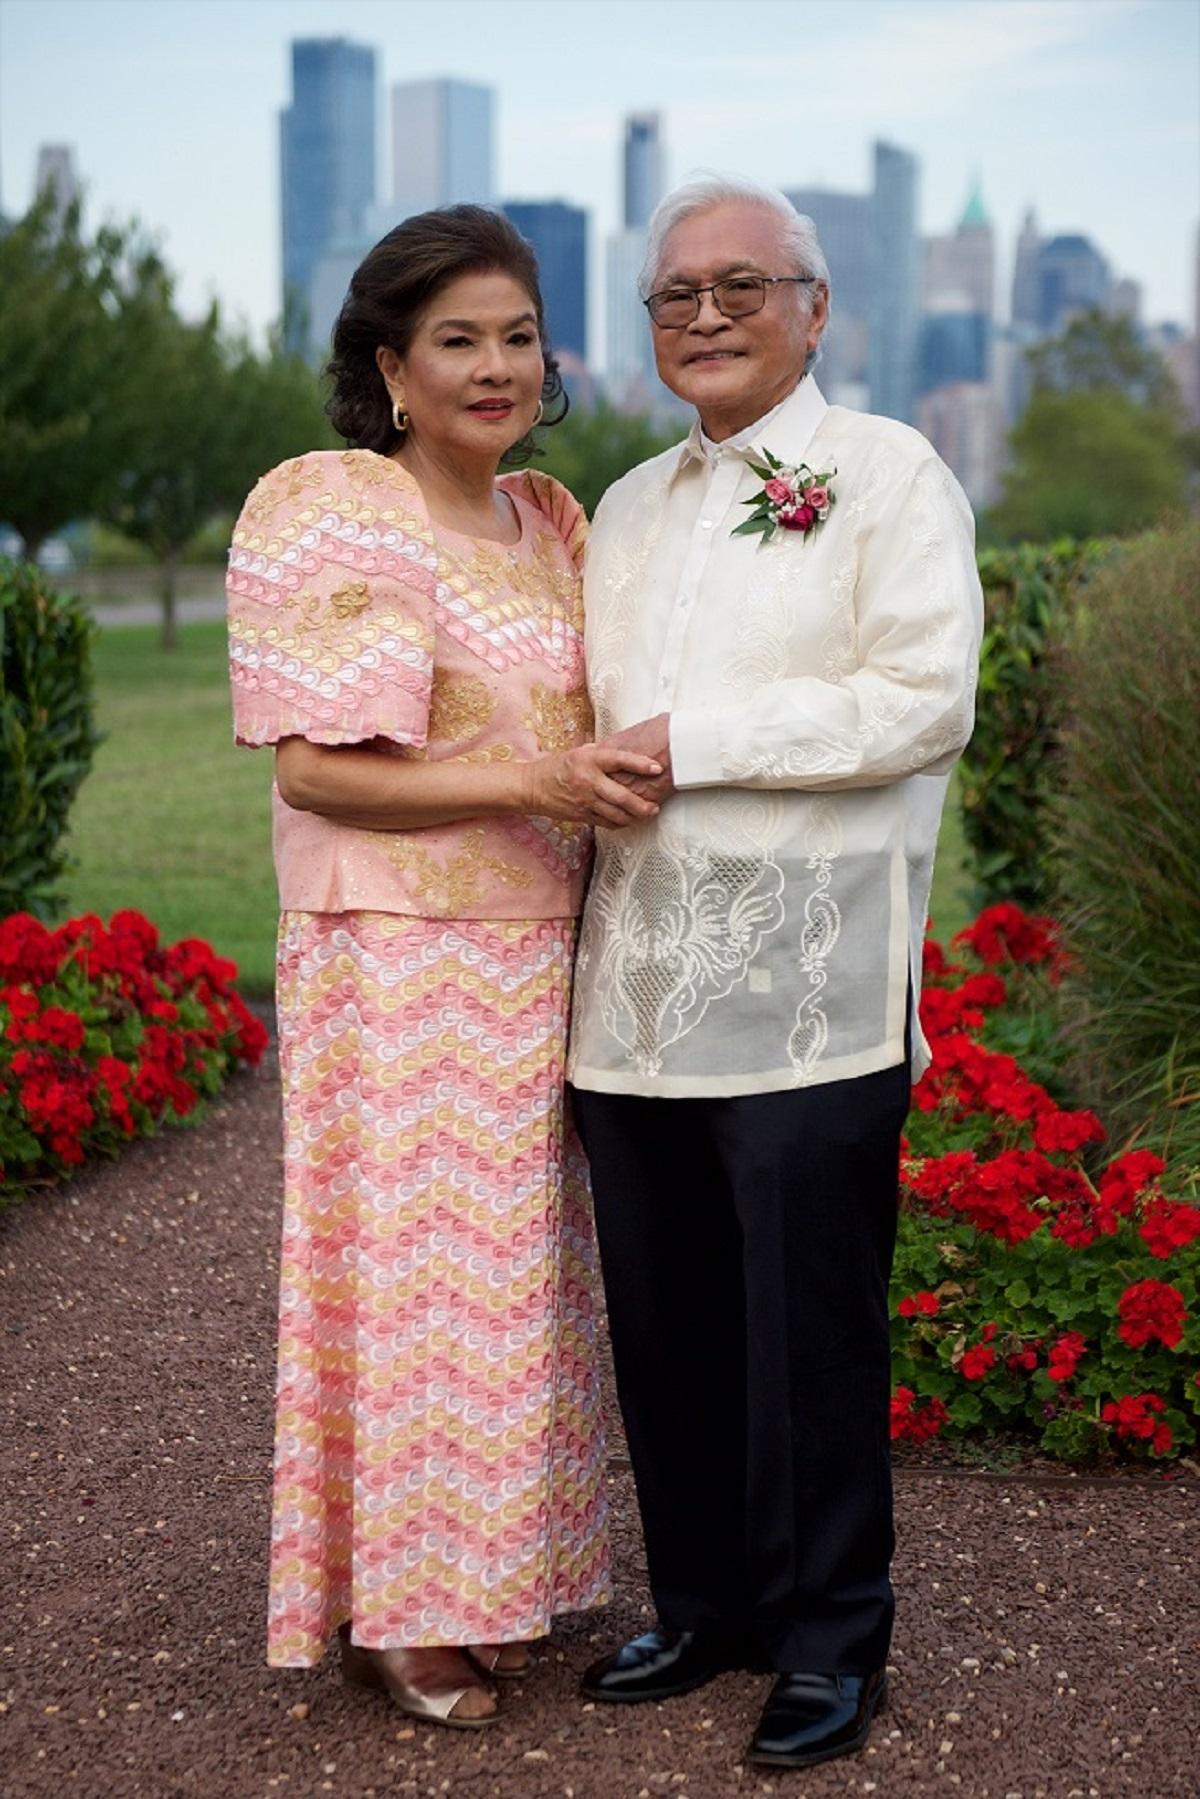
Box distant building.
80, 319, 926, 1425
1108, 277, 1142, 324
606, 227, 657, 408
784, 187, 872, 408
280, 38, 377, 355
923, 178, 995, 319
868, 141, 921, 424
391, 78, 493, 220
1034, 234, 1111, 334
918, 181, 995, 399
917, 381, 1003, 510
34, 144, 81, 225
623, 113, 664, 230
918, 304, 989, 394
606, 113, 667, 405
503, 200, 588, 363
1011, 208, 1041, 328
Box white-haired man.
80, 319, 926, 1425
568, 175, 983, 1770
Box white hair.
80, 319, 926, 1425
639, 171, 831, 303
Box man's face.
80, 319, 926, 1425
647, 201, 827, 436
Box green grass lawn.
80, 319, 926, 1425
62, 619, 975, 998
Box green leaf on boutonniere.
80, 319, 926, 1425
746, 460, 774, 482
731, 515, 773, 538
762, 448, 784, 470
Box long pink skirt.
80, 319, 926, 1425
267, 910, 610, 1666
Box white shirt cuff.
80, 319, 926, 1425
669, 708, 726, 788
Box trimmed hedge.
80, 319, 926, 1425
0, 558, 100, 918
960, 541, 1110, 911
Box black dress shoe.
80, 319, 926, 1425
581, 1628, 735, 1703
748, 1668, 888, 1768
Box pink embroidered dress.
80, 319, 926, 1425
227, 448, 610, 1666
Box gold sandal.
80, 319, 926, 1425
339, 1625, 499, 1729
468, 1640, 534, 1680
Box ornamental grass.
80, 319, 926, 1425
894, 904, 1199, 1463
1049, 524, 1200, 1173
0, 908, 268, 1203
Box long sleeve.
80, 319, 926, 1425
669, 455, 983, 792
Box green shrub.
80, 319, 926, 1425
1051, 526, 1200, 1170
960, 541, 1110, 909
0, 558, 100, 918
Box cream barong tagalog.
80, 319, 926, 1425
568, 378, 985, 1098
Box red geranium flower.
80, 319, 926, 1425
1102, 1392, 1172, 1454
898, 1290, 941, 1318
960, 1342, 997, 1381
1116, 1280, 1188, 1350
1139, 1199, 1200, 1260
1046, 1330, 1088, 1383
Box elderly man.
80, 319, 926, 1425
568, 174, 983, 1770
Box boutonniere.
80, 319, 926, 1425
732, 450, 837, 543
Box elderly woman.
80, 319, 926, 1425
226, 206, 662, 1727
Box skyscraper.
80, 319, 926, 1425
392, 79, 493, 220
869, 141, 920, 424
784, 188, 873, 407
280, 39, 377, 354
1034, 235, 1111, 333
606, 113, 666, 407
503, 201, 588, 362
1010, 209, 1041, 327
34, 145, 81, 225
623, 113, 664, 229
923, 178, 995, 320
606, 229, 656, 407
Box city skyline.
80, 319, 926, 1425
2, 0, 1197, 368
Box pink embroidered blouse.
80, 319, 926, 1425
226, 449, 592, 919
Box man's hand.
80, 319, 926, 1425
602, 714, 675, 804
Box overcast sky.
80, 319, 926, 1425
2, 0, 1197, 365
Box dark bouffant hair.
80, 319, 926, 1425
325, 204, 567, 464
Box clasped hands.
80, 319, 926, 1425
525, 713, 674, 831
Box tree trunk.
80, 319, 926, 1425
18, 530, 47, 564
160, 549, 178, 652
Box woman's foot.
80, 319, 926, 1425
340, 1628, 499, 1727
468, 1639, 535, 1679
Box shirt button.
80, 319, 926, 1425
700, 519, 714, 530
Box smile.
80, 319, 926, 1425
468, 399, 515, 415
685, 350, 745, 365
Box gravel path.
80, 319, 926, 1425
2, 1048, 1197, 1799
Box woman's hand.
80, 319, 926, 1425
521, 744, 665, 829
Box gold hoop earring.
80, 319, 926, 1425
392, 401, 409, 433
532, 401, 544, 427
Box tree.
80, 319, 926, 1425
101, 306, 332, 649
1026, 308, 1183, 415
988, 389, 1188, 543
988, 309, 1192, 544
535, 401, 684, 517
0, 195, 170, 559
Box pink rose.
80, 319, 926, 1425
780, 504, 816, 532
805, 486, 829, 512
764, 476, 795, 505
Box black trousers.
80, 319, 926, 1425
571, 1054, 910, 1674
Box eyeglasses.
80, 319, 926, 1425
644, 274, 817, 329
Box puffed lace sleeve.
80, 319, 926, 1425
499, 468, 589, 571
226, 452, 435, 748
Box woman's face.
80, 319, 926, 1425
377, 269, 545, 466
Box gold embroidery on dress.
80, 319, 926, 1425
524, 682, 594, 752
428, 670, 496, 741
383, 826, 534, 913
241, 457, 325, 527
